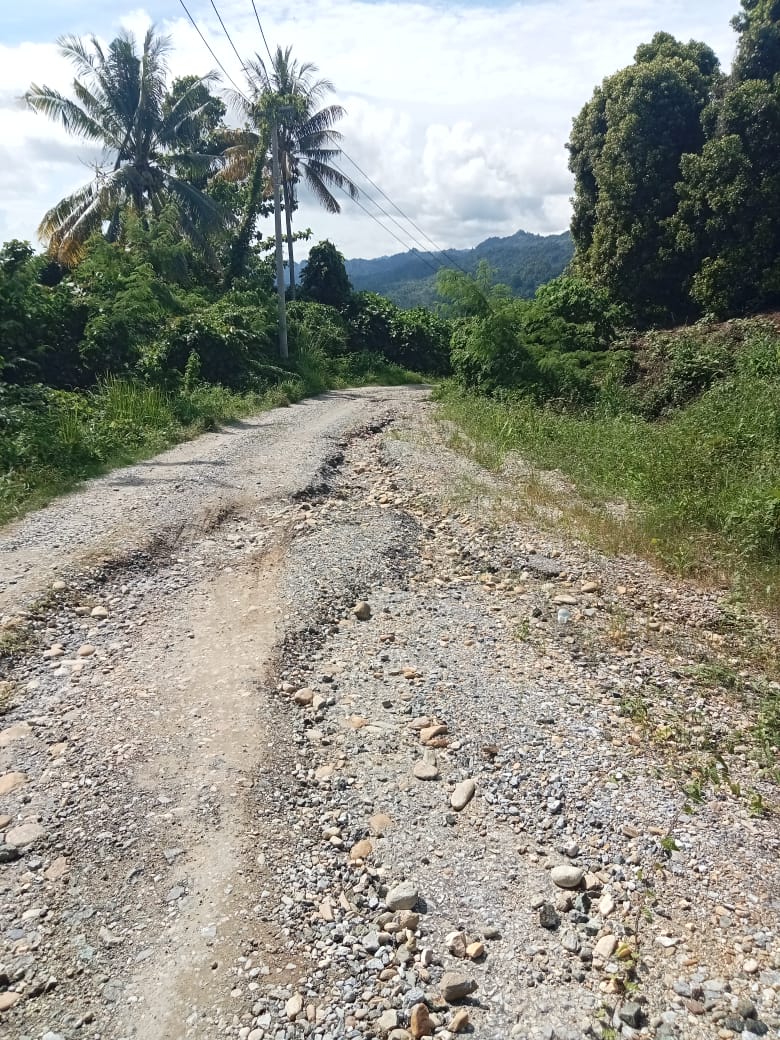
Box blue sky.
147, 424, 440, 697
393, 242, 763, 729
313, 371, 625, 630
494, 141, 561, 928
0, 0, 740, 258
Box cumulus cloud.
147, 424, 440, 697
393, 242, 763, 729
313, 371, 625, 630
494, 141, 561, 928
1, 0, 739, 257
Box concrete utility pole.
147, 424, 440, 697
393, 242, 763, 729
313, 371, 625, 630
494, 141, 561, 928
270, 113, 288, 360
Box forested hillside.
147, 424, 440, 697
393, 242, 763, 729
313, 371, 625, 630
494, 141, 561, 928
344, 229, 573, 307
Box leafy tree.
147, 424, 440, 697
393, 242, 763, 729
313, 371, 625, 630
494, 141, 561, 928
0, 241, 86, 386
523, 276, 625, 354
299, 239, 352, 308
672, 2, 780, 315
731, 0, 780, 81
568, 33, 721, 322
24, 29, 225, 264
436, 260, 511, 318
224, 47, 358, 295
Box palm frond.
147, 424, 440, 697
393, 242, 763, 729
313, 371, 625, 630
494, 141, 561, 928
169, 150, 223, 180
301, 164, 342, 214
24, 85, 111, 144
162, 171, 230, 232
70, 79, 124, 147
220, 128, 263, 150
224, 85, 254, 122
295, 130, 344, 154
214, 149, 257, 183
102, 33, 142, 131
300, 147, 342, 164
302, 158, 359, 204
139, 25, 171, 124
295, 105, 346, 137
57, 34, 99, 78
159, 84, 220, 145
39, 168, 128, 264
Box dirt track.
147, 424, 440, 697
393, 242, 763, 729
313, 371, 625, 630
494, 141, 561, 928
1, 386, 778, 1040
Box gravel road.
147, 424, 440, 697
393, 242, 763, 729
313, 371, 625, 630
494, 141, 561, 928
0, 386, 778, 1040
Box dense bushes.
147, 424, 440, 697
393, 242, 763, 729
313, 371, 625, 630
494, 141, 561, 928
148, 292, 278, 388
0, 241, 86, 387
442, 274, 626, 403
0, 229, 448, 397
438, 313, 780, 596
345, 293, 450, 373
0, 227, 438, 522
298, 242, 452, 375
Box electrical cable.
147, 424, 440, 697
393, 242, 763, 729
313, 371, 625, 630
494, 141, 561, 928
339, 148, 472, 276
332, 161, 448, 272
240, 0, 463, 276
250, 0, 275, 65
208, 0, 251, 78
175, 0, 249, 99
196, 0, 464, 280
332, 183, 444, 277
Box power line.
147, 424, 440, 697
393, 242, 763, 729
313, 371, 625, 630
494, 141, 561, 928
332, 161, 448, 273
332, 183, 444, 278
209, 0, 250, 78
250, 0, 275, 65
190, 0, 463, 283
176, 0, 248, 99
339, 148, 473, 277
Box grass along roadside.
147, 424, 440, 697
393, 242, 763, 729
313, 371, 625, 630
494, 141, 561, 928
0, 353, 423, 527
406, 411, 780, 813
434, 380, 780, 797
435, 381, 780, 614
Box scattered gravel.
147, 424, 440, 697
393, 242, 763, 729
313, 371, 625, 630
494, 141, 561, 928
0, 386, 778, 1040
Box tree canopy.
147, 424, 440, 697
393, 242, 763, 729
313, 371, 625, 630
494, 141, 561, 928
672, 0, 780, 314
567, 32, 721, 322
569, 3, 780, 322
300, 239, 352, 309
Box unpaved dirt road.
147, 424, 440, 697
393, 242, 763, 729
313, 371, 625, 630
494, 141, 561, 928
1, 386, 779, 1040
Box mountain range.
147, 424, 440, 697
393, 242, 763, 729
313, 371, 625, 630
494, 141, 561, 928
343, 229, 574, 308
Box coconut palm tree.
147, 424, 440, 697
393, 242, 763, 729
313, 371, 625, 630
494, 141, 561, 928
24, 28, 226, 265
223, 46, 358, 296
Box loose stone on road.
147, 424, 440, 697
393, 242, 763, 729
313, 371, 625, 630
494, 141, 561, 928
0, 386, 778, 1040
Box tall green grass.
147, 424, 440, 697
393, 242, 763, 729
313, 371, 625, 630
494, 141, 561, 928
436, 363, 780, 609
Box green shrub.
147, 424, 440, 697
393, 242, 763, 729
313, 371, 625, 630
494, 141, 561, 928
148, 294, 276, 388
0, 241, 87, 387
288, 300, 350, 356
444, 274, 623, 404
346, 292, 450, 374
450, 308, 539, 395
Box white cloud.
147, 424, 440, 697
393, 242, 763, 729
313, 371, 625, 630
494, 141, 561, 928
1, 0, 739, 257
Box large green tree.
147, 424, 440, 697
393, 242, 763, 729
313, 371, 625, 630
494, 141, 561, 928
299, 239, 352, 309
223, 47, 358, 295
24, 29, 225, 264
567, 33, 721, 322
672, 1, 780, 315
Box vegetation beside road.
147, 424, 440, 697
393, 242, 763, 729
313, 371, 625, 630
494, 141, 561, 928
436, 318, 780, 610
2, 1, 780, 616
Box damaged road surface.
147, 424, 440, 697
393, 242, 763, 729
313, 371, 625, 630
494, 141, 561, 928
0, 386, 779, 1040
